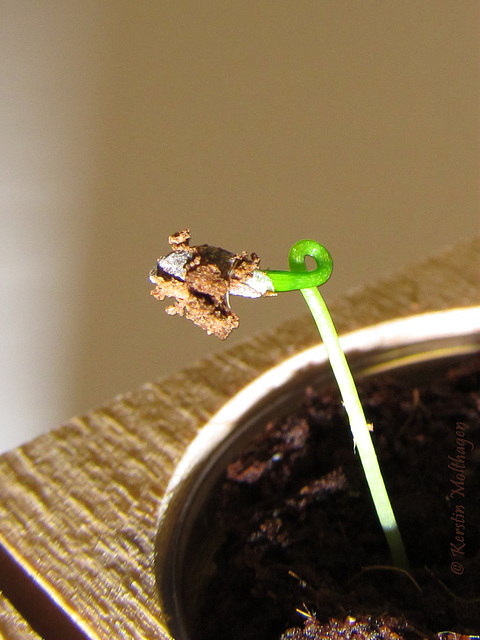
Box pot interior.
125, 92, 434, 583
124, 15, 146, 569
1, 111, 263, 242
155, 309, 480, 639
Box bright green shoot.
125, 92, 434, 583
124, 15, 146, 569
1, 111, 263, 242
263, 239, 409, 570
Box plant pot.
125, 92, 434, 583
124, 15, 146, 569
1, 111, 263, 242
155, 307, 480, 639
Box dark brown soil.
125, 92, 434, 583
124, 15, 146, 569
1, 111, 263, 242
196, 355, 480, 640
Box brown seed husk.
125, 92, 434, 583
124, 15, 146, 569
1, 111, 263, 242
150, 230, 262, 339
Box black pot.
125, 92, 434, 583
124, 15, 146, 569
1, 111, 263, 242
155, 307, 480, 639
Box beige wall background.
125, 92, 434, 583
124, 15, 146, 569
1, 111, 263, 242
1, 2, 478, 453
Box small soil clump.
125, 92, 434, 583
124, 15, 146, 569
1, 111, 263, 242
149, 230, 264, 339
196, 355, 480, 640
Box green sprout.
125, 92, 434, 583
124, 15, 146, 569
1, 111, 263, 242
150, 231, 408, 568
263, 239, 409, 570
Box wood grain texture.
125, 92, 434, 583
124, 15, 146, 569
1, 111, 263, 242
0, 592, 41, 640
0, 238, 478, 639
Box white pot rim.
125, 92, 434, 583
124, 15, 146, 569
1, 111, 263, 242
163, 305, 480, 502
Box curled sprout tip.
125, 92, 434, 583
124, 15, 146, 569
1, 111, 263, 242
263, 239, 333, 292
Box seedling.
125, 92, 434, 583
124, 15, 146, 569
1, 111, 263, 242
150, 230, 409, 569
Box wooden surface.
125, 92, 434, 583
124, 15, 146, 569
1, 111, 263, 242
0, 237, 478, 639
0, 592, 41, 640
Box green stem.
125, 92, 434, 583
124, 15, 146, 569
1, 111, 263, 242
264, 240, 409, 570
